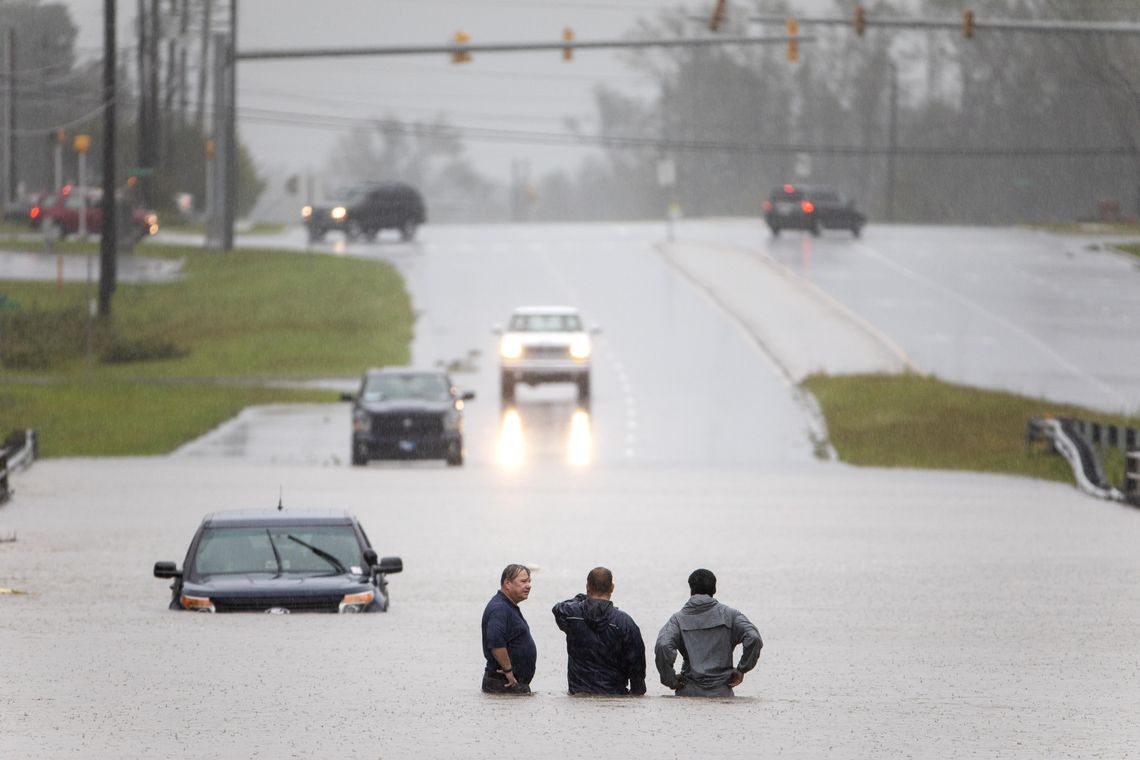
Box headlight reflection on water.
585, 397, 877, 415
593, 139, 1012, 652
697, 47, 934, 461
495, 408, 525, 469
567, 408, 592, 467
495, 405, 593, 469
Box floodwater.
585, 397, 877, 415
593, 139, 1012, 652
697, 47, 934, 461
2, 459, 1138, 758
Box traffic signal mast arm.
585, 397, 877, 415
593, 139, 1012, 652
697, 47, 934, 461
236, 32, 816, 62
734, 11, 1140, 37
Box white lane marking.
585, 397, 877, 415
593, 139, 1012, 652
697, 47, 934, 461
854, 242, 1127, 406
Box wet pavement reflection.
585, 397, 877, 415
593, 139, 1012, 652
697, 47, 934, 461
494, 398, 592, 470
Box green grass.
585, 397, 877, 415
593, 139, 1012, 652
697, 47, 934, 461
1031, 222, 1140, 235
0, 243, 413, 456
1117, 243, 1140, 260
159, 221, 288, 235
0, 380, 332, 457
803, 373, 1140, 486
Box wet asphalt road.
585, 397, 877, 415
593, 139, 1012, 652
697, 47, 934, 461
2, 221, 1140, 758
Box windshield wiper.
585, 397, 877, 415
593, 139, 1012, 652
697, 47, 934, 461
286, 534, 348, 575
265, 529, 283, 579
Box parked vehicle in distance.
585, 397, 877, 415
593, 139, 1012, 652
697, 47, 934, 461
763, 184, 865, 238
153, 508, 403, 614
344, 367, 474, 466
29, 184, 159, 242
495, 306, 599, 403
302, 182, 426, 243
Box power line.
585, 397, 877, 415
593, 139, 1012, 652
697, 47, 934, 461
234, 103, 1134, 159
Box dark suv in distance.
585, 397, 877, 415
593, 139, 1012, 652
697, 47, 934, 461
344, 368, 474, 466
302, 182, 426, 243
763, 184, 865, 238
153, 509, 403, 614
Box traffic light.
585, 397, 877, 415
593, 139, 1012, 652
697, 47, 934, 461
562, 27, 574, 61
452, 30, 471, 64
786, 18, 799, 62
961, 9, 975, 38
709, 0, 727, 32
853, 4, 867, 37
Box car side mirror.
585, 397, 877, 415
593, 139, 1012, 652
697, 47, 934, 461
461, 391, 476, 401
363, 548, 378, 566
154, 561, 181, 579
590, 325, 602, 336
377, 556, 403, 575
492, 324, 503, 335
339, 392, 356, 402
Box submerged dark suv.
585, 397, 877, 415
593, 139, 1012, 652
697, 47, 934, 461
763, 184, 865, 238
153, 509, 403, 614
302, 182, 426, 242
344, 368, 474, 466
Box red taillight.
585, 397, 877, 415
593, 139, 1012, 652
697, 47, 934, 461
801, 200, 815, 213
61, 184, 72, 197
762, 200, 772, 212
783, 184, 795, 194
29, 207, 39, 219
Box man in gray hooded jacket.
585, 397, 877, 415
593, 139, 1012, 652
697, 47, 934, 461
654, 568, 762, 697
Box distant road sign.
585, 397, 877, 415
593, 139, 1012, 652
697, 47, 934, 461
128, 167, 155, 177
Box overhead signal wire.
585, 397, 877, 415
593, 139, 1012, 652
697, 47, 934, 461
233, 103, 1133, 159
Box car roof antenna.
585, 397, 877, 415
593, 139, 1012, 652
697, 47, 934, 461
277, 487, 284, 511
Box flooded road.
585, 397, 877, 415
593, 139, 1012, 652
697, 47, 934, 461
4, 221, 1140, 757
2, 459, 1138, 758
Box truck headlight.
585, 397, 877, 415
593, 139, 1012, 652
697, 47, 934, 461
569, 337, 591, 360
181, 594, 215, 613
301, 205, 312, 219
331, 206, 347, 221
339, 590, 375, 613
500, 336, 522, 360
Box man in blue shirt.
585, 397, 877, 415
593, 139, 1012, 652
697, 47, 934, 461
481, 563, 537, 694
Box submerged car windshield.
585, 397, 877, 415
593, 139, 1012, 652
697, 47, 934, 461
360, 373, 451, 402
508, 314, 583, 332
190, 525, 363, 578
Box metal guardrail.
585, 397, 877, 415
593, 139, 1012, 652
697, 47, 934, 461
0, 429, 37, 505
1026, 416, 1133, 504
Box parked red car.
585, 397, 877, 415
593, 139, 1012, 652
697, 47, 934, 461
28, 185, 159, 242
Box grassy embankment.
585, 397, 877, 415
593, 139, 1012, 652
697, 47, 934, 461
804, 241, 1140, 488
0, 242, 412, 457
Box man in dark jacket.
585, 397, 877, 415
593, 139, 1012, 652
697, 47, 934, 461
552, 567, 646, 695
481, 563, 537, 694
655, 568, 762, 697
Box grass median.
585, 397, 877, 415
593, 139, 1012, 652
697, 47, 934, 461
804, 373, 1140, 487
0, 243, 413, 457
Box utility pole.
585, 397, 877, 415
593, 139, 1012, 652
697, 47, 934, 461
5, 28, 14, 206
196, 1, 211, 130
1, 27, 14, 211
146, 0, 160, 208
137, 0, 149, 204
886, 62, 898, 223
100, 0, 118, 318
222, 0, 236, 251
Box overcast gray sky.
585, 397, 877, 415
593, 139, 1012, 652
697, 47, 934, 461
63, 1, 828, 185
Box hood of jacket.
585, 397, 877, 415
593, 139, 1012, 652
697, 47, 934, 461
680, 594, 719, 616
580, 596, 614, 626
